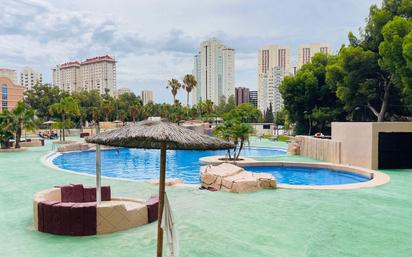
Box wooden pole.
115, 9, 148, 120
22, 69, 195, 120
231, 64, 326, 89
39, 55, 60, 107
157, 142, 167, 257
96, 125, 101, 205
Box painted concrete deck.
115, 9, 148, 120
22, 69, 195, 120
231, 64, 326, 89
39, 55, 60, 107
0, 139, 412, 256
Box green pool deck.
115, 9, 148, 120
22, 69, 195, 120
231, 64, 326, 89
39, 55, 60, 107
1, 140, 412, 257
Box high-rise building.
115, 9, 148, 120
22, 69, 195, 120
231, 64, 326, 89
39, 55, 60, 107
298, 43, 331, 68
115, 87, 131, 97
0, 68, 17, 84
235, 87, 250, 106
192, 39, 235, 105
259, 67, 287, 114
141, 90, 154, 105
0, 77, 25, 112
52, 61, 81, 94
249, 90, 258, 107
53, 55, 116, 95
257, 45, 290, 113
20, 67, 42, 90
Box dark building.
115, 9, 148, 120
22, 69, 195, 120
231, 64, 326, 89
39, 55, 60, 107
235, 87, 250, 106
249, 90, 258, 107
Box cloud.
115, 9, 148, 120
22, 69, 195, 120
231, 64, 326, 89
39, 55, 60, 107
0, 0, 382, 103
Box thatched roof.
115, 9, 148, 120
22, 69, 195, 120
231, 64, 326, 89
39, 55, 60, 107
86, 120, 234, 150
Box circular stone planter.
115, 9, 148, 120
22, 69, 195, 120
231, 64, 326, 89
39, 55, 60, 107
199, 156, 390, 190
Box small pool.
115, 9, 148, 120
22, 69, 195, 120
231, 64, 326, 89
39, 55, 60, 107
243, 166, 370, 185
52, 147, 285, 184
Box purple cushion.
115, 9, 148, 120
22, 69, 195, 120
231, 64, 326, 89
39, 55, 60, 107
81, 202, 97, 236
60, 185, 75, 203
51, 204, 63, 234
146, 195, 159, 223
70, 204, 84, 236
70, 184, 84, 202
37, 202, 45, 232
54, 203, 75, 235
40, 201, 59, 233
101, 186, 111, 201
61, 184, 84, 203
83, 187, 96, 202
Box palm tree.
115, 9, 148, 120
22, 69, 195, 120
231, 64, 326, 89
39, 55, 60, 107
214, 118, 253, 160
118, 110, 127, 125
101, 100, 113, 121
10, 102, 38, 148
129, 104, 140, 123
0, 111, 15, 149
182, 74, 197, 107
166, 79, 182, 105
49, 96, 80, 141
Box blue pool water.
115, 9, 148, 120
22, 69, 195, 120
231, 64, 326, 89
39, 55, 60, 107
243, 166, 370, 185
52, 147, 285, 184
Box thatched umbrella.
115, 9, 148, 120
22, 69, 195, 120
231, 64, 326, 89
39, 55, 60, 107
86, 120, 233, 257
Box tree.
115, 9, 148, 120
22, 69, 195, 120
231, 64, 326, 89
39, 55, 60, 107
166, 79, 182, 105
49, 96, 80, 141
326, 47, 389, 121
0, 111, 14, 149
214, 118, 253, 160
24, 83, 67, 120
264, 103, 274, 123
9, 102, 38, 148
280, 53, 346, 134
338, 0, 412, 120
129, 104, 141, 123
101, 100, 114, 121
224, 103, 262, 123
182, 74, 197, 107
224, 95, 236, 113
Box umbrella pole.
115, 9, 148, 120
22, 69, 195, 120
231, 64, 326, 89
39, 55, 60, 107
96, 125, 101, 205
157, 142, 166, 257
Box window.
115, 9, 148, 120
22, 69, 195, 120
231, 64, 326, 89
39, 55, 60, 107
2, 84, 8, 111
263, 124, 270, 129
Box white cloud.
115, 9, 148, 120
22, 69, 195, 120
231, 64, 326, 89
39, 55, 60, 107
0, 0, 381, 103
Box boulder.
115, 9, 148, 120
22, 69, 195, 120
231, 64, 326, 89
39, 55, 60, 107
200, 163, 276, 193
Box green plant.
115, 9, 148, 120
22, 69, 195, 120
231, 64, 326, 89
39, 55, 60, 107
214, 118, 253, 160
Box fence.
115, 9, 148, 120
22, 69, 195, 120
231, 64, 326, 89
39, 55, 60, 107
297, 136, 342, 163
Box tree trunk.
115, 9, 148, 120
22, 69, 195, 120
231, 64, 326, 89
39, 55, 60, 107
187, 92, 190, 107
378, 82, 391, 122
62, 114, 66, 142
367, 78, 391, 122
15, 126, 22, 149
236, 140, 244, 160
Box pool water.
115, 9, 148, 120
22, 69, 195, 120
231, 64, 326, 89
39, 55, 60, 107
52, 147, 285, 184
244, 166, 370, 185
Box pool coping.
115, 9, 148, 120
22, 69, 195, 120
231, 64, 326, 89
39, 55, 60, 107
42, 150, 390, 191
199, 156, 390, 190
40, 151, 198, 188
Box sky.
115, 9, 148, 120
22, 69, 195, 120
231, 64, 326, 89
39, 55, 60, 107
1, 0, 381, 104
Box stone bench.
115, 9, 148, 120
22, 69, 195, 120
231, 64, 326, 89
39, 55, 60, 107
33, 184, 159, 236
201, 163, 276, 193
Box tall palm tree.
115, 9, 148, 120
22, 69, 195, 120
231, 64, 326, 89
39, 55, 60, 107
49, 96, 80, 141
10, 102, 38, 148
101, 100, 113, 121
129, 104, 140, 123
182, 74, 197, 107
166, 79, 182, 105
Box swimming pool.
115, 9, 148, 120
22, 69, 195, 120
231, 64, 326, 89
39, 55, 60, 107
243, 166, 370, 185
52, 147, 285, 184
